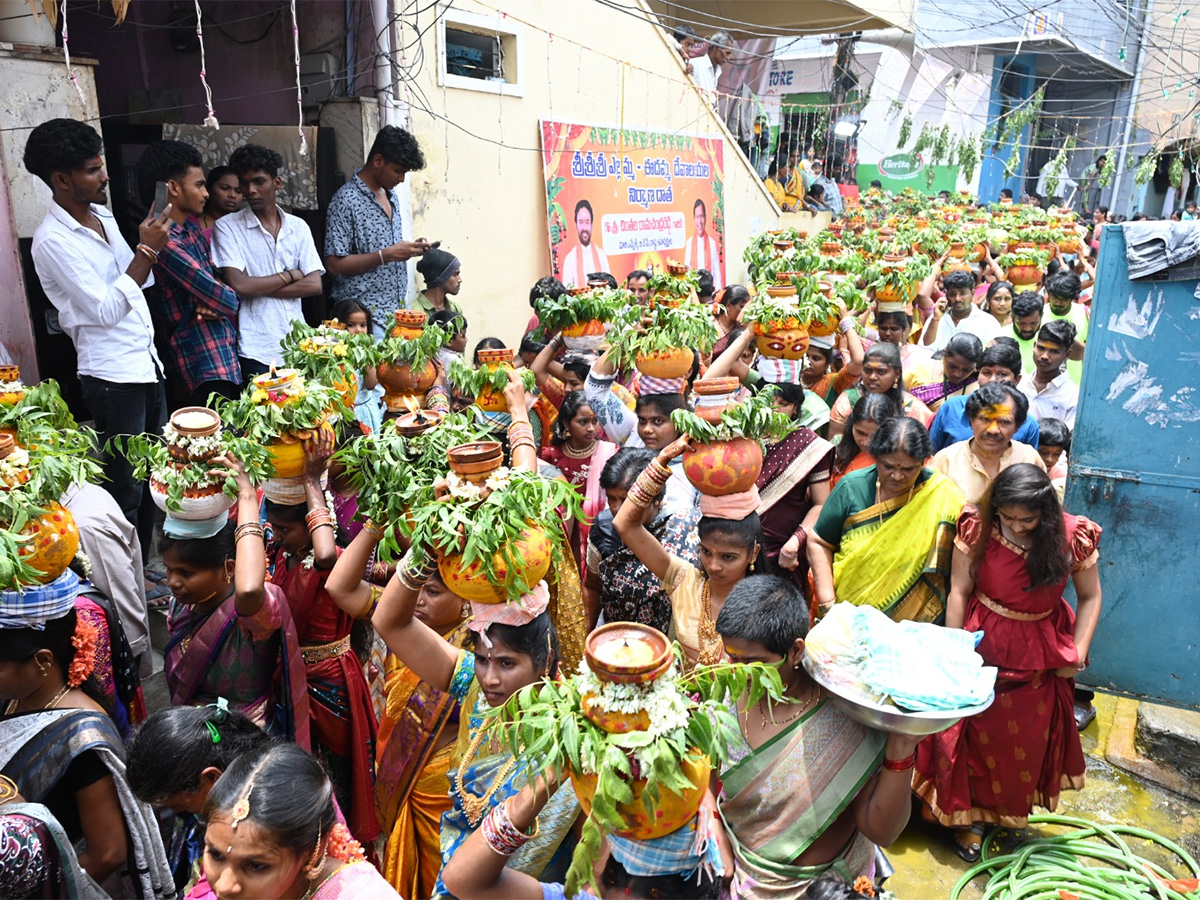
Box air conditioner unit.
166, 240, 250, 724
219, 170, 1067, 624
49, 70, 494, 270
300, 52, 340, 105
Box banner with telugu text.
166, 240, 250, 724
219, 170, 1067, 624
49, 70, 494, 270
540, 120, 726, 289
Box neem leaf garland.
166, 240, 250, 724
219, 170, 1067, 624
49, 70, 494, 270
671, 386, 798, 445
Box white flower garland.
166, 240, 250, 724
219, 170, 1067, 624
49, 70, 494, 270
574, 661, 693, 776
162, 421, 224, 459
0, 447, 31, 483
0, 379, 26, 392
445, 466, 514, 502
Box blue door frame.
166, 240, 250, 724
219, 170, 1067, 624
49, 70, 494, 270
978, 55, 1036, 203
1064, 225, 1200, 709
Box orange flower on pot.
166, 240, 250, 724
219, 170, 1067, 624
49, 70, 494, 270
571, 752, 711, 840
682, 437, 764, 496
19, 502, 80, 584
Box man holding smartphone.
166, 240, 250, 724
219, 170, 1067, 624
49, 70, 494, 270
137, 139, 242, 407
324, 126, 431, 336
25, 118, 172, 565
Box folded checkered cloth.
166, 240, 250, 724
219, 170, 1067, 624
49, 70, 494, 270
0, 569, 80, 630
638, 375, 686, 395
469, 580, 550, 647
609, 807, 724, 880
755, 357, 802, 384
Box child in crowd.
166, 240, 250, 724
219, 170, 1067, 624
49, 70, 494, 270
331, 298, 383, 433
1038, 416, 1071, 498
429, 309, 469, 405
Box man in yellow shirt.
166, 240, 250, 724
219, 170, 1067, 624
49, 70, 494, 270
764, 162, 794, 210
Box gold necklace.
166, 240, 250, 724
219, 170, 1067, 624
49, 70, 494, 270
758, 682, 820, 729
453, 722, 518, 827
561, 440, 596, 459
697, 579, 723, 665
6, 684, 70, 715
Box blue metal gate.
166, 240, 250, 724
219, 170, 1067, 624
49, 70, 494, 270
1065, 225, 1200, 709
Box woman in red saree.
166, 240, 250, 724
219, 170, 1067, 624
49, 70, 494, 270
913, 463, 1103, 861
265, 436, 379, 848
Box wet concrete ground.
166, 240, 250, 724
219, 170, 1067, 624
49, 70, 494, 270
885, 692, 1200, 898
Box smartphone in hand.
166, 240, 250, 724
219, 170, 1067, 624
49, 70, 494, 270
153, 181, 170, 215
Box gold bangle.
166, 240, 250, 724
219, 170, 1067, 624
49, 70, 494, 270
355, 585, 383, 621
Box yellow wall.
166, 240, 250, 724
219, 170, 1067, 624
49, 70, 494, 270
403, 0, 782, 347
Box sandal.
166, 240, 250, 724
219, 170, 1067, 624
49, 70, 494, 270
953, 825, 985, 863
145, 584, 172, 609
143, 565, 168, 584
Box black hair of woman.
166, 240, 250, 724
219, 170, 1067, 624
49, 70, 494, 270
975, 463, 1070, 587
0, 609, 110, 712
471, 612, 561, 678
867, 415, 931, 462
127, 705, 272, 805
635, 392, 689, 419
944, 332, 984, 367
599, 448, 662, 497
518, 332, 546, 357
862, 341, 905, 408
204, 743, 336, 856
263, 497, 307, 525
159, 519, 236, 569
551, 390, 590, 446
602, 854, 720, 898
697, 512, 772, 576
985, 280, 1015, 303
473, 337, 506, 366
770, 381, 807, 420
833, 392, 900, 470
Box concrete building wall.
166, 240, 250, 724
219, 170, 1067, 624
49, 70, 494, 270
402, 0, 780, 347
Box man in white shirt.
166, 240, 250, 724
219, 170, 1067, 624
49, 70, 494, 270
212, 144, 324, 381
690, 31, 732, 110
683, 199, 723, 287
1018, 319, 1080, 429
559, 199, 609, 288
922, 269, 1002, 352
26, 118, 172, 563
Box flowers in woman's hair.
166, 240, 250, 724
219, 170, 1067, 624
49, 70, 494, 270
68, 617, 99, 688
325, 823, 366, 864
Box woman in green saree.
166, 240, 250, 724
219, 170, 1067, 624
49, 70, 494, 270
807, 417, 964, 623
715, 575, 920, 898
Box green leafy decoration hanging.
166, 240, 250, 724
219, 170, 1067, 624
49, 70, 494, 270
1098, 152, 1117, 188
912, 123, 935, 156
1169, 154, 1185, 189
897, 112, 913, 149
1135, 151, 1159, 187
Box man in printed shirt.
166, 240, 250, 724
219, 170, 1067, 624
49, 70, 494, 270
26, 118, 172, 562
137, 140, 241, 407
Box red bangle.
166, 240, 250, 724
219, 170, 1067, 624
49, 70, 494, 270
882, 754, 916, 772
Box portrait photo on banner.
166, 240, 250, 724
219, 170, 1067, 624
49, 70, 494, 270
540, 119, 726, 288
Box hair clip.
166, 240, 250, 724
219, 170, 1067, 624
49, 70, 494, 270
207, 696, 230, 725
230, 796, 251, 830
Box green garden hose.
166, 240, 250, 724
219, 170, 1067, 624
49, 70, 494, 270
950, 814, 1200, 900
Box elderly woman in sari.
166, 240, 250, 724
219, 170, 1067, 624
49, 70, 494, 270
0, 574, 173, 898
717, 576, 920, 897
808, 418, 964, 622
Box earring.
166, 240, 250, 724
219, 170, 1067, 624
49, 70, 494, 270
749, 559, 756, 573
461, 602, 471, 619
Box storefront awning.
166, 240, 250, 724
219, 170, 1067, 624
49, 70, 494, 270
643, 0, 916, 37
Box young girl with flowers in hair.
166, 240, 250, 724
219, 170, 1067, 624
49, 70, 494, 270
263, 432, 379, 848
201, 743, 392, 899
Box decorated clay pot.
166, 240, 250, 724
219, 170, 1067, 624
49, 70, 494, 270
475, 349, 514, 412
774, 272, 807, 285
943, 258, 973, 275
168, 407, 222, 463
377, 360, 437, 412
820, 241, 842, 256
682, 437, 764, 496
635, 347, 693, 380
969, 242, 987, 263
253, 368, 302, 398
1058, 237, 1080, 254
447, 441, 504, 484
571, 752, 710, 840
561, 318, 606, 353
1005, 262, 1043, 287
0, 434, 31, 489
585, 623, 673, 685
754, 320, 810, 360
948, 241, 968, 259
19, 502, 80, 584
667, 262, 690, 277
438, 525, 553, 605
764, 284, 798, 300
389, 309, 427, 340
692, 377, 742, 424
0, 366, 24, 406
266, 438, 307, 479
150, 472, 233, 520
581, 692, 651, 733
772, 240, 794, 254
807, 309, 843, 339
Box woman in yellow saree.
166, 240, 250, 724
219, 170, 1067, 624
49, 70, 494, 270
807, 417, 964, 623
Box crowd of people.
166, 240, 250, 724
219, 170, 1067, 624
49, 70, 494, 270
0, 114, 1108, 900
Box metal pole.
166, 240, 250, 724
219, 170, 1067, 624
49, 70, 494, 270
1110, 0, 1153, 215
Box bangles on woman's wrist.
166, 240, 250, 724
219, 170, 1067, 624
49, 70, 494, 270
396, 549, 438, 591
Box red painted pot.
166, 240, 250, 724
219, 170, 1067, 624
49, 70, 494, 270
683, 438, 764, 496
